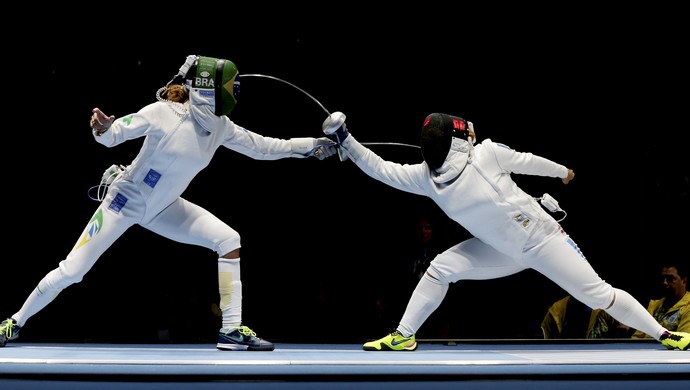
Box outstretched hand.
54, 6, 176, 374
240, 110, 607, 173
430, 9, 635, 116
90, 107, 115, 135
562, 169, 575, 185
312, 137, 338, 160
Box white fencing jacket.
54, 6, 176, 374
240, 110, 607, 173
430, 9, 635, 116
340, 135, 569, 259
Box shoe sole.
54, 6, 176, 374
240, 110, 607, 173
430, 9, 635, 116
363, 342, 417, 351
664, 345, 689, 351
217, 343, 274, 351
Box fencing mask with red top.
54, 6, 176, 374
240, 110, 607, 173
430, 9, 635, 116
420, 113, 474, 171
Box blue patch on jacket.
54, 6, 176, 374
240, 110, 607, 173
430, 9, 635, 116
108, 193, 128, 213
144, 169, 161, 188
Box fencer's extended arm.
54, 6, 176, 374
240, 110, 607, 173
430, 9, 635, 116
290, 137, 338, 160
322, 111, 428, 196
191, 101, 336, 160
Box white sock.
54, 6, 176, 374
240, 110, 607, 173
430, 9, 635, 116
218, 257, 242, 329
605, 288, 665, 340
398, 273, 448, 337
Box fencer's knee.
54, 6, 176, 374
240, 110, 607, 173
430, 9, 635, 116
575, 282, 614, 310
425, 264, 450, 285
217, 232, 241, 256
220, 248, 240, 259
38, 267, 84, 294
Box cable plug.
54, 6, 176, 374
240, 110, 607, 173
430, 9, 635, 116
540, 193, 561, 213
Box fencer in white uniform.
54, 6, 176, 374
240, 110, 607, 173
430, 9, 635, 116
0, 55, 337, 351
322, 111, 689, 351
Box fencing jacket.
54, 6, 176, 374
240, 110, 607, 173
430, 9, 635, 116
340, 135, 569, 259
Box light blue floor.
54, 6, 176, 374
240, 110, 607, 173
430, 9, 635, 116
0, 342, 688, 389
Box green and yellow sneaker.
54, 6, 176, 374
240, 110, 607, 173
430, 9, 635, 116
363, 331, 417, 351
217, 325, 274, 351
660, 331, 690, 351
0, 318, 21, 347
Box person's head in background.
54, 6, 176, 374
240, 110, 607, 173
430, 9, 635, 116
416, 218, 434, 245
658, 262, 687, 303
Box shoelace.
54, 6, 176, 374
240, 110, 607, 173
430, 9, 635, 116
391, 331, 410, 340
666, 333, 682, 341
237, 326, 257, 337
1, 321, 15, 338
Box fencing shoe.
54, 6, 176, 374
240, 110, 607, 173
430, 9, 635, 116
363, 330, 417, 351
660, 331, 690, 351
217, 325, 274, 351
0, 318, 21, 347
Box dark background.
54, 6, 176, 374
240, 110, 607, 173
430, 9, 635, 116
3, 7, 688, 343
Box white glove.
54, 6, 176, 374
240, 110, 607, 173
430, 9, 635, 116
312, 137, 338, 160
290, 137, 338, 160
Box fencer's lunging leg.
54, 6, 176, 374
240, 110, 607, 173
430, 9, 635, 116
218, 252, 242, 329
604, 288, 665, 340
398, 272, 448, 337
11, 205, 132, 327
